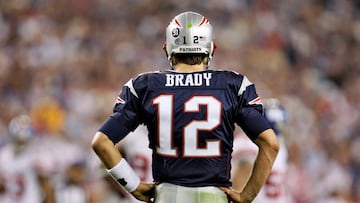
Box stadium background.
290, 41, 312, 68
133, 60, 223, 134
0, 0, 359, 202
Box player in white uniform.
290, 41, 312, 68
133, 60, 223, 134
117, 125, 153, 203
0, 115, 46, 203
232, 98, 293, 203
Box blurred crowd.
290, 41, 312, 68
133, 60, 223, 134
0, 0, 359, 202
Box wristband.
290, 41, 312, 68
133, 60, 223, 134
106, 159, 140, 192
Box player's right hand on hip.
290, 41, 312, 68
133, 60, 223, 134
220, 187, 252, 203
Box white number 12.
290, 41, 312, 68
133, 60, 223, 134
153, 95, 222, 157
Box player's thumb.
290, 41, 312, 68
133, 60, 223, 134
220, 187, 240, 203
219, 186, 231, 194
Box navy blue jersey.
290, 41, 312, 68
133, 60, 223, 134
99, 69, 271, 187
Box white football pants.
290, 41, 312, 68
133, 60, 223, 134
155, 183, 229, 203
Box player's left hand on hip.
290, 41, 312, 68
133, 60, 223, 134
132, 182, 156, 203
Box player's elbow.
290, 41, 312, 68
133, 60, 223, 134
91, 131, 110, 153
267, 131, 280, 154
256, 129, 280, 155
270, 137, 280, 155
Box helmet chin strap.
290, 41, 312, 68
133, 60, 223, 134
204, 57, 210, 68
169, 56, 175, 69
163, 43, 175, 69
205, 63, 210, 70
170, 61, 175, 70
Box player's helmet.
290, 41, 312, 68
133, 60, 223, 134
263, 98, 287, 136
164, 11, 216, 60
8, 114, 34, 142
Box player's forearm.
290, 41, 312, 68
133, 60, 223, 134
241, 130, 279, 202
92, 131, 123, 169
240, 148, 277, 201
92, 132, 144, 194
233, 161, 253, 191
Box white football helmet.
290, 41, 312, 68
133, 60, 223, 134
8, 114, 34, 142
164, 11, 216, 60
263, 98, 287, 135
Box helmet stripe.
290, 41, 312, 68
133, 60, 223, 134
174, 19, 182, 27
199, 17, 208, 26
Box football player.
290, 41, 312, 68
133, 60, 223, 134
232, 98, 292, 203
92, 11, 279, 203
0, 114, 55, 203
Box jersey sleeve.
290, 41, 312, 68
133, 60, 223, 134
98, 78, 144, 143
235, 76, 271, 140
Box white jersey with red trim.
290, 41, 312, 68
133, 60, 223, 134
121, 125, 153, 183
0, 144, 42, 203
232, 133, 292, 203
121, 125, 153, 203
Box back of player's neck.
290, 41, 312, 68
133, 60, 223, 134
174, 63, 206, 72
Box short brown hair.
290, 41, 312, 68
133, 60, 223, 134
171, 54, 209, 66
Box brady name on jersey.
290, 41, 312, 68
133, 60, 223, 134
165, 72, 212, 87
